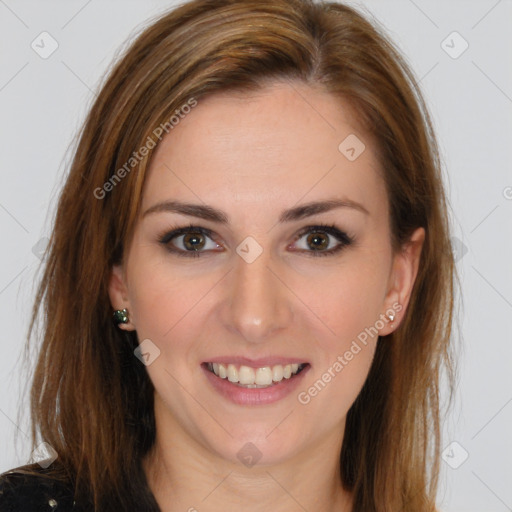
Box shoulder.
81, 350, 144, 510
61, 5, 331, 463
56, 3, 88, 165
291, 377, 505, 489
0, 463, 77, 511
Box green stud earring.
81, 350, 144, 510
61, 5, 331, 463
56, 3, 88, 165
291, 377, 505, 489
113, 308, 129, 325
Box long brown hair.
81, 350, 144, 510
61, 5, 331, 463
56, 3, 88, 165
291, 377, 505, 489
24, 0, 458, 510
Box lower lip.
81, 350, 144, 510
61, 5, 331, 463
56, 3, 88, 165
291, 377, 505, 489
201, 364, 310, 406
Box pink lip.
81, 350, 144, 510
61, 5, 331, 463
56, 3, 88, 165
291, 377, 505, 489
204, 356, 309, 367
201, 363, 310, 406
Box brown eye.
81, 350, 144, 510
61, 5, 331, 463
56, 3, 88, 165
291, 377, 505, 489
159, 225, 222, 257
182, 232, 206, 251
306, 232, 329, 251
159, 223, 353, 259
291, 224, 354, 257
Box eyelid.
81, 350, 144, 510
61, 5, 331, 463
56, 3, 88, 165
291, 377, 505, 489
157, 223, 354, 257
158, 224, 215, 245
291, 224, 353, 246
158, 224, 222, 257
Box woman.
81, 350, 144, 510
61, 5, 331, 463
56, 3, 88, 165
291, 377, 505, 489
0, 0, 458, 510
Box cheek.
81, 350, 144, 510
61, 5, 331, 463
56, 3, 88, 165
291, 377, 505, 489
127, 238, 390, 359
291, 259, 387, 406
126, 245, 215, 341
297, 259, 388, 348
295, 287, 380, 419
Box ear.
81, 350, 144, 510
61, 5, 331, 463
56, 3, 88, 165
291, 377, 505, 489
379, 227, 425, 336
108, 264, 136, 331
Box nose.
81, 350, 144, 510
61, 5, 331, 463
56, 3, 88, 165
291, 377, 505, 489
219, 248, 293, 343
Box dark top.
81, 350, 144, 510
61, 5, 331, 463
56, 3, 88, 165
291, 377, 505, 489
0, 463, 161, 511
0, 464, 78, 512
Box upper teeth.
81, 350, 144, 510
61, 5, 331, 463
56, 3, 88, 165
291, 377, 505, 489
208, 362, 304, 386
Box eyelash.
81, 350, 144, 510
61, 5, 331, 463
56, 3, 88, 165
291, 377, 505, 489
157, 223, 355, 258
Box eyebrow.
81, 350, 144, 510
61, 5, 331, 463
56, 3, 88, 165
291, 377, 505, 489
142, 198, 369, 223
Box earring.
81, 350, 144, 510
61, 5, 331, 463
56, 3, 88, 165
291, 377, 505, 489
113, 308, 129, 326
386, 312, 395, 329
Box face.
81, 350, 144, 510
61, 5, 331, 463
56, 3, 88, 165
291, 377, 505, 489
109, 80, 423, 467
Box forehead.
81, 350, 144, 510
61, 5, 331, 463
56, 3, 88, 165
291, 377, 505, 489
142, 81, 386, 221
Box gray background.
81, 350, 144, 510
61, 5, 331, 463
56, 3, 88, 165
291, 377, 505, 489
0, 1, 511, 510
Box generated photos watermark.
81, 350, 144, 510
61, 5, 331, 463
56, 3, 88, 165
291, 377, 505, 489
93, 97, 198, 200
297, 302, 403, 405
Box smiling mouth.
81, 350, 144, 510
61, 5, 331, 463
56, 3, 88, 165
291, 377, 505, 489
203, 362, 309, 388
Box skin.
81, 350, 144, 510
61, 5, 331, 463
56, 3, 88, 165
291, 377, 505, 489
108, 80, 424, 512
